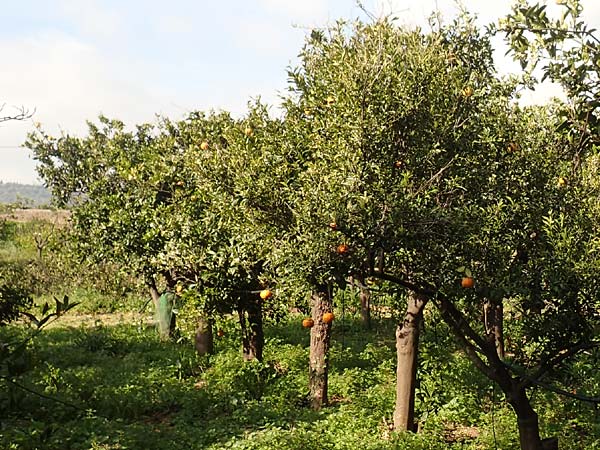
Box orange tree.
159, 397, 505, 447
26, 109, 285, 358
273, 14, 600, 449
25, 118, 185, 339
273, 15, 511, 422
153, 106, 287, 361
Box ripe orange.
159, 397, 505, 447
322, 312, 334, 324
461, 86, 473, 98
259, 289, 273, 300
200, 141, 209, 150
329, 222, 338, 230
461, 277, 474, 289
302, 318, 314, 328
337, 243, 349, 255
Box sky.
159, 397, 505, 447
1, 0, 599, 185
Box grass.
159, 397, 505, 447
1, 313, 599, 450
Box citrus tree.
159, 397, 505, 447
25, 118, 184, 339
278, 13, 600, 450
500, 0, 600, 152
27, 110, 284, 357
154, 106, 286, 361
276, 14, 509, 423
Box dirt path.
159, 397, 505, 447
0, 208, 70, 225
45, 311, 155, 329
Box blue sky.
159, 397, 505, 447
1, 0, 599, 184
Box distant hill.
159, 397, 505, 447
0, 182, 52, 206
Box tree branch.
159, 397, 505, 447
526, 376, 600, 404
0, 104, 34, 123
531, 341, 600, 383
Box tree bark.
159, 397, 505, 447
245, 296, 264, 361
355, 274, 371, 329
309, 285, 333, 410
194, 315, 214, 356
484, 298, 505, 359
394, 292, 427, 431
238, 294, 264, 361
435, 293, 554, 450
508, 384, 544, 450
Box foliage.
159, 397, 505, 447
500, 0, 600, 151
1, 316, 599, 449
0, 284, 32, 326
18, 6, 600, 449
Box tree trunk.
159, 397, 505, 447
238, 294, 264, 361
434, 293, 555, 450
484, 298, 505, 359
194, 316, 213, 355
245, 296, 264, 361
355, 274, 371, 329
508, 384, 544, 450
309, 285, 333, 410
394, 292, 427, 431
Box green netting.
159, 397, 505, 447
156, 292, 176, 339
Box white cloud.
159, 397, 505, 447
259, 0, 329, 22
3, 0, 600, 185
154, 15, 195, 35
57, 0, 123, 40
0, 31, 179, 183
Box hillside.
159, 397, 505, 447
0, 181, 52, 206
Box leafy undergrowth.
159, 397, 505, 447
1, 316, 599, 449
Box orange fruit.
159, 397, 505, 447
461, 86, 473, 98
329, 222, 338, 230
200, 141, 209, 150
217, 329, 225, 337
259, 289, 273, 300
461, 277, 474, 289
322, 312, 334, 324
302, 318, 314, 328
337, 243, 349, 255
